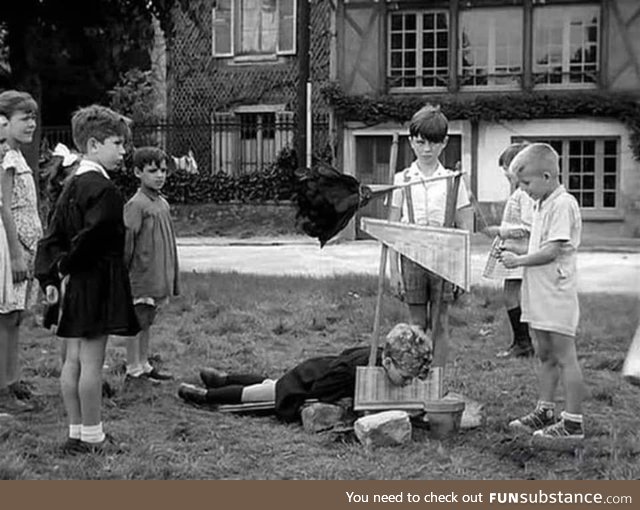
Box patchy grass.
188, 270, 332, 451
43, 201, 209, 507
1, 273, 638, 480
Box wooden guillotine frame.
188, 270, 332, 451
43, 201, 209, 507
354, 133, 470, 412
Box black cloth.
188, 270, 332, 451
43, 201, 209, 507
35, 172, 140, 338
274, 346, 382, 422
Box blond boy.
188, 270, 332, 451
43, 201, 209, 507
500, 143, 584, 441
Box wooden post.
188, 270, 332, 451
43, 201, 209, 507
369, 133, 399, 367
432, 173, 461, 369
296, 0, 310, 167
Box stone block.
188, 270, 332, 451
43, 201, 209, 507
354, 410, 412, 447
301, 402, 346, 433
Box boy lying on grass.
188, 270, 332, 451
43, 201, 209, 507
178, 323, 432, 422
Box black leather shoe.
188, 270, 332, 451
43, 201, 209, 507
199, 368, 228, 388
497, 345, 535, 358
143, 368, 174, 381
178, 383, 210, 405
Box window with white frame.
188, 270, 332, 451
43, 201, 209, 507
212, 0, 296, 59
516, 138, 619, 212
533, 5, 599, 86
387, 10, 449, 90
212, 108, 294, 175
459, 8, 523, 88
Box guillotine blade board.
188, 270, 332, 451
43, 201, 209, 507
361, 218, 471, 292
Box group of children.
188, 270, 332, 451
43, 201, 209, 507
182, 105, 586, 443
386, 105, 584, 441
0, 91, 179, 454
0, 93, 586, 452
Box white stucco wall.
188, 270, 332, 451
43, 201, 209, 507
477, 118, 637, 203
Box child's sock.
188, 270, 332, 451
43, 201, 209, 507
142, 361, 154, 374
538, 400, 555, 411
69, 424, 81, 440
81, 423, 106, 444
206, 385, 244, 405
226, 374, 266, 386
127, 364, 144, 378
561, 411, 583, 432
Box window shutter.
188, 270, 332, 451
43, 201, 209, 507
212, 112, 237, 174
212, 0, 233, 57
277, 0, 296, 55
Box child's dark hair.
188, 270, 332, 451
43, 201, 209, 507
498, 141, 530, 170
0, 90, 38, 118
133, 146, 169, 170
409, 104, 448, 143
71, 104, 131, 153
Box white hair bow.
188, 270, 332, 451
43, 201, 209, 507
52, 143, 80, 167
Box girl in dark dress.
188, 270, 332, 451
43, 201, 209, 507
178, 323, 432, 423
35, 105, 139, 454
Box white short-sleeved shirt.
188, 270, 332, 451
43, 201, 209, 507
390, 161, 470, 226
521, 185, 582, 336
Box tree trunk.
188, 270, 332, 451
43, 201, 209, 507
6, 13, 42, 193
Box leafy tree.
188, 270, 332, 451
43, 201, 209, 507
0, 0, 192, 167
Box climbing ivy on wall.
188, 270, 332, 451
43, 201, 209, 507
321, 82, 640, 161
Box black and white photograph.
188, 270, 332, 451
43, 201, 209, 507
0, 0, 639, 483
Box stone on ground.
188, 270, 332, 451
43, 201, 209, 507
354, 410, 412, 447
301, 402, 347, 433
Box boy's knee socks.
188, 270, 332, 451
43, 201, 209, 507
206, 385, 244, 404
507, 307, 532, 347
226, 374, 266, 386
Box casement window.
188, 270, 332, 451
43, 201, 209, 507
387, 10, 449, 90
533, 5, 600, 87
212, 108, 294, 175
518, 138, 619, 213
212, 0, 296, 59
459, 8, 523, 88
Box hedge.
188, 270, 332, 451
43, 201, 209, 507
109, 147, 299, 204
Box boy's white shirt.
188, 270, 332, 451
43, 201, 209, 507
391, 161, 470, 226
74, 159, 110, 180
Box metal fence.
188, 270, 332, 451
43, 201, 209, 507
42, 118, 332, 174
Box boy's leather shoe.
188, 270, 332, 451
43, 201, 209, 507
178, 383, 210, 405
0, 391, 34, 414
65, 434, 127, 456
143, 368, 173, 381
9, 380, 34, 400
199, 368, 227, 388
496, 345, 535, 359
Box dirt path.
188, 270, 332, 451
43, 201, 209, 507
177, 240, 640, 295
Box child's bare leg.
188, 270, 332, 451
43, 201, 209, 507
534, 330, 560, 403
407, 304, 427, 332
503, 280, 520, 310
139, 327, 150, 366
78, 335, 108, 427
241, 379, 276, 402
60, 338, 82, 426
2, 312, 21, 385
125, 332, 143, 376
549, 332, 583, 414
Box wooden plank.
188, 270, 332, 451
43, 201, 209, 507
360, 218, 471, 291
354, 367, 442, 412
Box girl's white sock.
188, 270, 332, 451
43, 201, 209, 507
81, 423, 106, 444
69, 424, 81, 439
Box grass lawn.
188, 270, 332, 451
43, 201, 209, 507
1, 272, 638, 480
